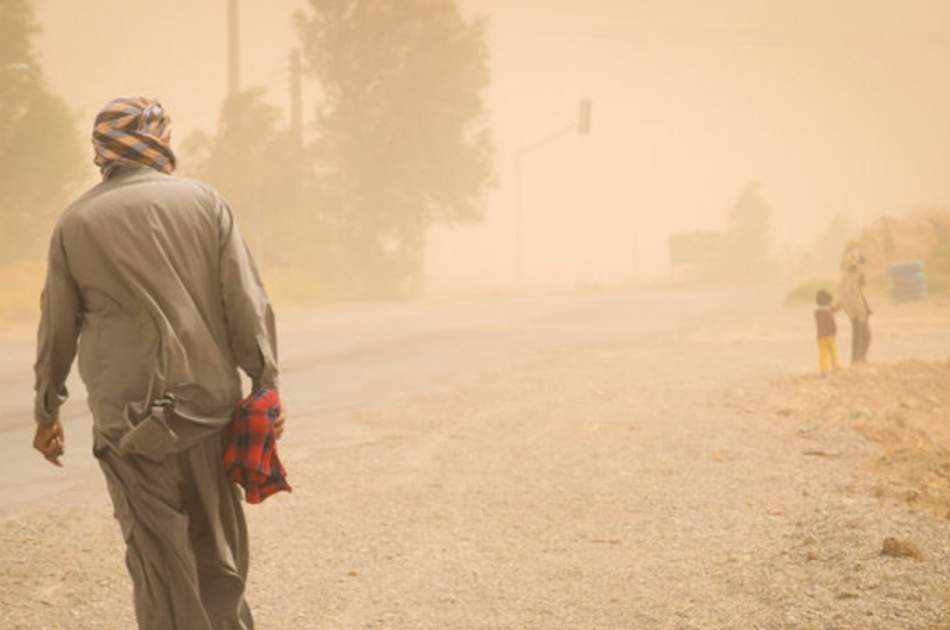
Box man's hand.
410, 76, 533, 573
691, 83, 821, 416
33, 420, 65, 467
274, 409, 286, 441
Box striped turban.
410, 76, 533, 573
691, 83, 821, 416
92, 97, 177, 176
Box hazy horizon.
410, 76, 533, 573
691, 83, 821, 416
33, 0, 950, 290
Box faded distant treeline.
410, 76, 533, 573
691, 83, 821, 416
669, 182, 777, 284
0, 0, 494, 306
0, 0, 87, 265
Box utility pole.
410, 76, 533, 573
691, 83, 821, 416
227, 0, 240, 98
290, 47, 303, 152
288, 46, 305, 255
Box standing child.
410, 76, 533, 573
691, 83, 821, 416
815, 290, 839, 376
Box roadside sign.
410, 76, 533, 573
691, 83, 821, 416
669, 231, 724, 266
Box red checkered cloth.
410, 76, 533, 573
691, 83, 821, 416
224, 388, 291, 504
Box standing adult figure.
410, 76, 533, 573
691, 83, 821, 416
31, 97, 283, 630
837, 248, 872, 364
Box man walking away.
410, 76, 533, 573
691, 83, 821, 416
31, 97, 283, 629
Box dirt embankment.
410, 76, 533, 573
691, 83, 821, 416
766, 360, 950, 518
856, 210, 950, 283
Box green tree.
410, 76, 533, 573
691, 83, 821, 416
182, 90, 295, 265
296, 0, 494, 298
181, 88, 344, 299
813, 214, 851, 270
722, 182, 773, 279
182, 89, 285, 235
0, 0, 87, 263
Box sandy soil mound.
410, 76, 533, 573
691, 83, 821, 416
855, 209, 950, 286
768, 360, 950, 517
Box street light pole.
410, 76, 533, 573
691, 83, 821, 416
514, 99, 592, 285
514, 124, 573, 285
227, 0, 240, 98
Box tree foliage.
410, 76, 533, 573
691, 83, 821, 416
295, 0, 493, 298
0, 0, 87, 264
182, 89, 288, 235
183, 89, 301, 264
798, 213, 852, 276
181, 89, 345, 299
721, 182, 773, 279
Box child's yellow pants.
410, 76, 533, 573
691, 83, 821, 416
818, 336, 839, 373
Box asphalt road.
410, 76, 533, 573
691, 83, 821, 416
0, 289, 747, 516
1, 287, 946, 518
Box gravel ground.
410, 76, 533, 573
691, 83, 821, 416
2, 296, 950, 629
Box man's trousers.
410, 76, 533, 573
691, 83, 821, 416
97, 430, 254, 630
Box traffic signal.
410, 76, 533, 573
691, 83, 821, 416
578, 98, 592, 135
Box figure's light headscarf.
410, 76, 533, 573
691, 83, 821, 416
841, 247, 865, 272
92, 97, 177, 177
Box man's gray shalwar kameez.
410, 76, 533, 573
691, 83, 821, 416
34, 164, 278, 630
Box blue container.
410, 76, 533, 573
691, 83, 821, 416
889, 260, 924, 276
889, 260, 928, 302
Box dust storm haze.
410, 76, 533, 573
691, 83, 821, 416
6, 2, 950, 628
25, 0, 950, 292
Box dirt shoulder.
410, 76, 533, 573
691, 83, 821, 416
3, 297, 950, 629
764, 359, 950, 520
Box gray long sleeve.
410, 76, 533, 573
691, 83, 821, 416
217, 200, 279, 392
33, 227, 82, 425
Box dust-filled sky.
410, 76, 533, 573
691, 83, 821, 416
34, 0, 950, 290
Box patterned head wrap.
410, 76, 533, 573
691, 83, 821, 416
92, 97, 177, 176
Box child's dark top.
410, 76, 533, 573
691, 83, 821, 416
814, 307, 836, 338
